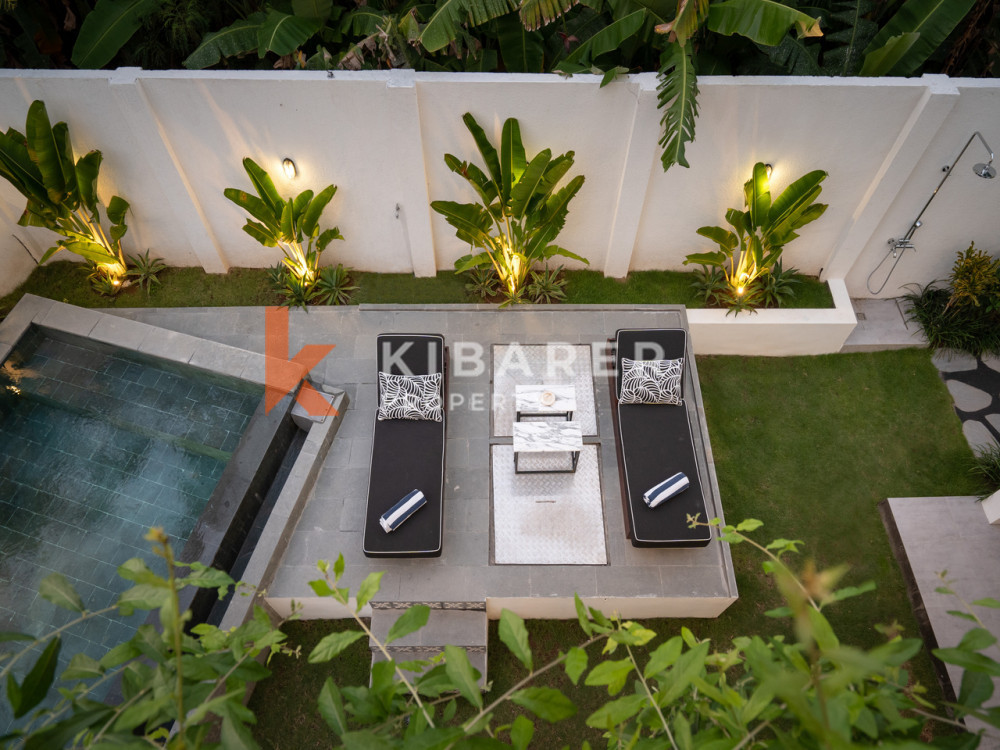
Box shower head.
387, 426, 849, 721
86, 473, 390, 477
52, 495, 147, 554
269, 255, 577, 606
973, 162, 996, 179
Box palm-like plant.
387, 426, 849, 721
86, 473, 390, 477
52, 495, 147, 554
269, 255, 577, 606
431, 112, 587, 305
0, 100, 130, 288
224, 157, 343, 289
685, 162, 827, 306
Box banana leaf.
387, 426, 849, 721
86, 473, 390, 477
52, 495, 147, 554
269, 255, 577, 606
242, 157, 285, 218
527, 152, 574, 215
509, 149, 552, 220
75, 151, 103, 215
859, 32, 919, 77
183, 15, 261, 69
524, 174, 584, 256
242, 222, 278, 247
462, 113, 503, 193
71, 0, 161, 69
706, 0, 822, 45
539, 243, 589, 264
51, 123, 78, 203
725, 207, 748, 235
496, 13, 545, 72
562, 8, 644, 65
0, 128, 49, 205
444, 154, 499, 207
61, 239, 119, 265
106, 195, 129, 226
696, 225, 738, 251
657, 43, 699, 171
223, 188, 281, 236
682, 250, 728, 267
655, 0, 708, 46
744, 163, 771, 230
767, 170, 826, 232
430, 200, 495, 248
519, 0, 578, 31
301, 184, 337, 237
499, 117, 526, 207
316, 227, 343, 251
279, 198, 295, 241
419, 0, 516, 53
863, 0, 976, 77
256, 9, 321, 57
454, 250, 494, 273
26, 101, 66, 204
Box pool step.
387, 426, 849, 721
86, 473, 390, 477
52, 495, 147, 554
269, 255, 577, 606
369, 607, 488, 688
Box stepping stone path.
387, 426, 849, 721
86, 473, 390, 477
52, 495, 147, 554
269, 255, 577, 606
934, 351, 1000, 453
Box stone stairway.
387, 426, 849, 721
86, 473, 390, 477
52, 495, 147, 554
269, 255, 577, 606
369, 604, 488, 687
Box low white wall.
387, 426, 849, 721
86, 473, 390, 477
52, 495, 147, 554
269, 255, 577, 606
688, 279, 857, 356
0, 70, 998, 301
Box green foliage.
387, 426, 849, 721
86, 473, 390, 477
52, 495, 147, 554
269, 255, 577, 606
431, 112, 588, 305
863, 0, 978, 76
464, 265, 500, 301
685, 162, 827, 313
0, 100, 130, 282
1, 528, 291, 748
971, 443, 1000, 493
225, 157, 348, 309
526, 265, 567, 303
313, 263, 358, 305
902, 244, 1000, 357
756, 259, 801, 307
71, 0, 162, 69
126, 248, 167, 295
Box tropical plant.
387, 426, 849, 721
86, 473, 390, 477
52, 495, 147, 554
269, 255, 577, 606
971, 442, 1000, 492
756, 259, 801, 307
526, 264, 568, 303
685, 162, 827, 312
947, 241, 1000, 312
431, 112, 588, 306
224, 157, 344, 307
0, 527, 292, 748
0, 100, 131, 289
463, 265, 499, 301
689, 263, 728, 306
313, 263, 358, 306
126, 249, 167, 295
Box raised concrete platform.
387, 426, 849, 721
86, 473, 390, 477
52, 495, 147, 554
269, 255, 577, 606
841, 298, 926, 352
105, 304, 738, 621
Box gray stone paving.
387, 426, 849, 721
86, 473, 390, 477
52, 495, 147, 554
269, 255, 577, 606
105, 304, 738, 619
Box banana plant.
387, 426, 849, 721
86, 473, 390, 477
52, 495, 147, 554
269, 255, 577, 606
0, 100, 130, 287
431, 112, 588, 305
685, 162, 827, 305
224, 157, 342, 292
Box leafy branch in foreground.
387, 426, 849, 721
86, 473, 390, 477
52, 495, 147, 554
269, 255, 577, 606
1, 528, 295, 749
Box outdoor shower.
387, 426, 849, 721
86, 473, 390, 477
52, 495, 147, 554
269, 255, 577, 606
866, 131, 996, 294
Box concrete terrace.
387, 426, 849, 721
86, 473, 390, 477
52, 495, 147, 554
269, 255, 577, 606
103, 303, 737, 620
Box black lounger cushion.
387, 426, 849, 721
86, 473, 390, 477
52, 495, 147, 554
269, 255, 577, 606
364, 334, 446, 558
614, 329, 711, 548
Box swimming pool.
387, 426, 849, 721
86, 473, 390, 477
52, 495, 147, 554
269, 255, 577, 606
0, 325, 269, 733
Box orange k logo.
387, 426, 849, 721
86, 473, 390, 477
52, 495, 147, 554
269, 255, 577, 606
264, 306, 338, 417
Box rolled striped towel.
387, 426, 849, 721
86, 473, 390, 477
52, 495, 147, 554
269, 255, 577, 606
380, 489, 426, 533
643, 472, 689, 509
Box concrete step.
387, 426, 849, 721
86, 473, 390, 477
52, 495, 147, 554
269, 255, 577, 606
841, 298, 927, 352
369, 607, 488, 687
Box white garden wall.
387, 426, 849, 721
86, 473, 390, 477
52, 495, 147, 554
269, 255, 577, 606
0, 69, 998, 300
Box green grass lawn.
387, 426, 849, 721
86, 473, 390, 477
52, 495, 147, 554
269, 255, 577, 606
0, 262, 832, 320
247, 349, 984, 746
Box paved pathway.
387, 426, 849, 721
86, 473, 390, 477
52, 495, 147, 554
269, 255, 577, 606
934, 351, 1000, 452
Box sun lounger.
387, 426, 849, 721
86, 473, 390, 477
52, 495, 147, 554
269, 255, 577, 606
363, 334, 447, 558
612, 329, 711, 548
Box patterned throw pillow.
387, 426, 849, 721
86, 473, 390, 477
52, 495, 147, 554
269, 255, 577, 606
619, 357, 683, 405
377, 372, 443, 421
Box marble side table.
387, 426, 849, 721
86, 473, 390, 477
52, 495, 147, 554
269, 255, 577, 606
515, 384, 576, 422
512, 421, 582, 474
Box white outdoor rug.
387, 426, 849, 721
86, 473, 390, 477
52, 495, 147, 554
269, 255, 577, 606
492, 344, 597, 437
491, 445, 607, 565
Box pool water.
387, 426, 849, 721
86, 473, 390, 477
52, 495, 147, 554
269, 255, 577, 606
0, 326, 261, 733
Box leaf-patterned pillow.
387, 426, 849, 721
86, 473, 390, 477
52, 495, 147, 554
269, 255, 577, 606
377, 372, 443, 421
619, 358, 683, 405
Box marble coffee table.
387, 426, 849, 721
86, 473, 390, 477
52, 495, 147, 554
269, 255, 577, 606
512, 420, 582, 474
515, 384, 576, 422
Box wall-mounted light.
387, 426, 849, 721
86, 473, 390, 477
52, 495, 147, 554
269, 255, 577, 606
764, 163, 773, 178
282, 158, 297, 179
